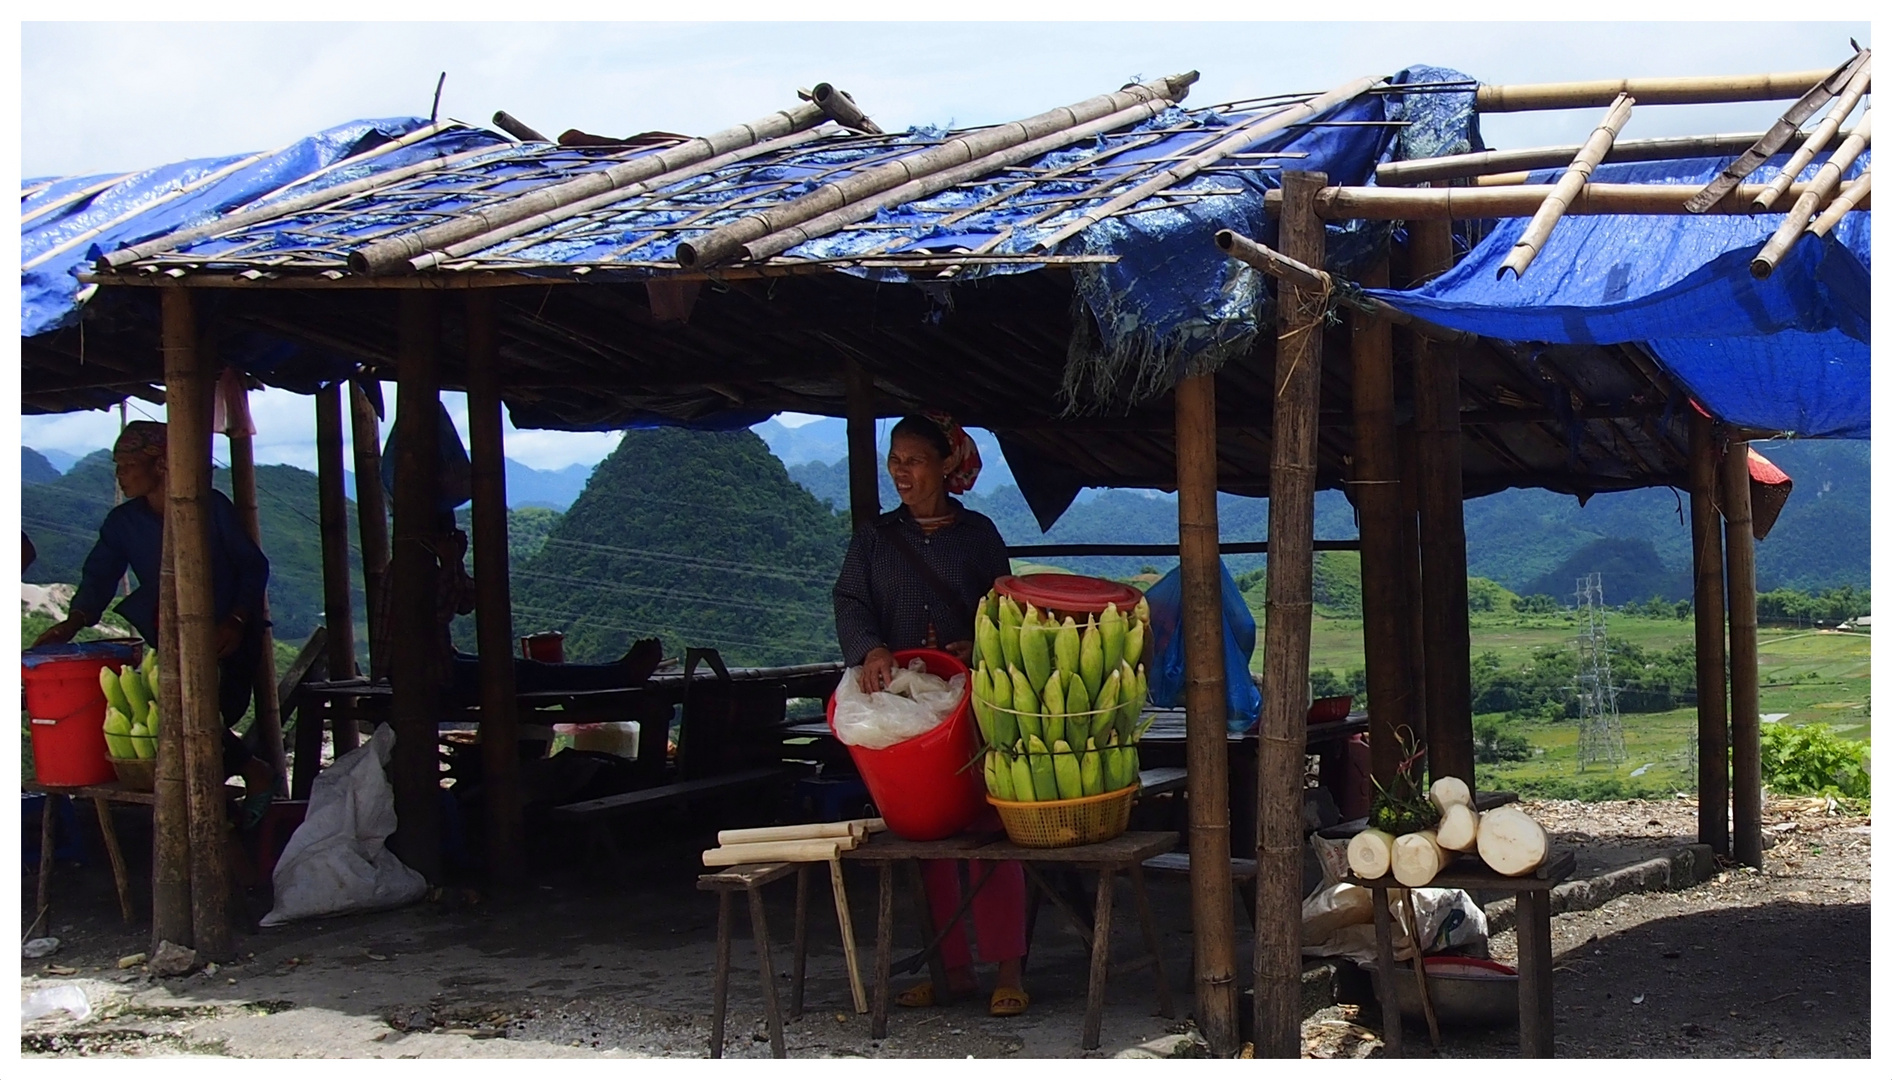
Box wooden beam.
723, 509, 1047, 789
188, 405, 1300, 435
222, 381, 289, 796
1475, 68, 1832, 112
152, 453, 192, 952
1253, 170, 1326, 1058
389, 291, 444, 883
315, 380, 361, 770
843, 358, 881, 529
1396, 423, 1428, 771
349, 380, 390, 704
1175, 366, 1239, 1057
1377, 127, 1858, 186
161, 287, 233, 960
1410, 220, 1475, 794
1689, 412, 1730, 857
467, 290, 525, 886
1349, 256, 1413, 813
1722, 439, 1763, 869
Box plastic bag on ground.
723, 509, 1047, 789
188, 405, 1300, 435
1143, 558, 1261, 731
261, 724, 427, 926
21, 985, 91, 1022
1304, 884, 1490, 967
832, 659, 966, 750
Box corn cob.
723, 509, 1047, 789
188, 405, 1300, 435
1041, 670, 1065, 746
986, 750, 1016, 801
118, 664, 153, 718
143, 652, 160, 698
1009, 664, 1042, 742
102, 707, 135, 759
1079, 736, 1103, 796
1020, 604, 1051, 692
998, 595, 1024, 672
1099, 602, 1126, 683
1010, 752, 1037, 803
1026, 735, 1059, 801
1051, 738, 1083, 800
975, 611, 1001, 672
1053, 616, 1081, 688
1078, 614, 1104, 701
988, 664, 1018, 748
1124, 617, 1146, 673
971, 666, 995, 744
1064, 674, 1091, 747
100, 666, 132, 716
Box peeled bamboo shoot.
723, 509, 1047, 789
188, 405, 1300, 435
1477, 805, 1550, 876
1436, 802, 1479, 852
1391, 830, 1447, 887
702, 837, 849, 867
1429, 776, 1473, 812
1347, 827, 1395, 880
716, 822, 863, 846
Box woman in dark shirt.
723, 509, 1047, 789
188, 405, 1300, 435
831, 414, 1030, 1017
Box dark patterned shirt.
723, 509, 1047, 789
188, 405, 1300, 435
832, 502, 1011, 667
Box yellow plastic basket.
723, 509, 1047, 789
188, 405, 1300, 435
988, 784, 1138, 848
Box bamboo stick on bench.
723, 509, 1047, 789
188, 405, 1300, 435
702, 837, 854, 867
717, 821, 868, 846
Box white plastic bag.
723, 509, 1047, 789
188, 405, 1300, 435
831, 659, 966, 750
261, 725, 428, 926
1303, 886, 1488, 966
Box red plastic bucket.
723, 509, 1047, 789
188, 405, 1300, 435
520, 632, 565, 663
23, 641, 142, 787
827, 648, 984, 841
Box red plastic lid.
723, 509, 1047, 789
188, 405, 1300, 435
994, 574, 1143, 617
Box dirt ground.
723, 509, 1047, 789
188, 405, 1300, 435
19, 795, 1872, 1059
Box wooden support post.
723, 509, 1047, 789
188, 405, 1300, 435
843, 358, 880, 529
222, 388, 288, 795
466, 291, 524, 886
1253, 170, 1326, 1058
1689, 413, 1730, 856
1409, 218, 1474, 793
1175, 366, 1239, 1056
349, 379, 391, 692
1722, 439, 1763, 868
315, 381, 359, 771
152, 482, 192, 950
1349, 257, 1412, 800
161, 288, 232, 961
1394, 425, 1427, 776
389, 291, 444, 882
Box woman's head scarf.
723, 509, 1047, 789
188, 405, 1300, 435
114, 421, 168, 458
921, 411, 983, 494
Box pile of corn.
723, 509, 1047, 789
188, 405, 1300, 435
968, 589, 1152, 802
100, 653, 160, 760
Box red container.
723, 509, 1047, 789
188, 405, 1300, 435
827, 648, 985, 841
994, 573, 1143, 621
519, 632, 565, 663
23, 643, 141, 787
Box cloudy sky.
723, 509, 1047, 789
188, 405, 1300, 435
17, 16, 1871, 472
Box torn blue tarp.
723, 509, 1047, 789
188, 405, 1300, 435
21, 118, 511, 337
1363, 154, 1870, 438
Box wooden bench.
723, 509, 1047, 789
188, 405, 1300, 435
551, 766, 803, 876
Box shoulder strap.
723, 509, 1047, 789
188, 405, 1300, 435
876, 517, 975, 629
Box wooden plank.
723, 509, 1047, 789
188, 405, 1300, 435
973, 831, 1177, 865
1723, 440, 1763, 869
1690, 414, 1731, 856
1137, 766, 1188, 797
697, 861, 797, 889
162, 287, 233, 960
1174, 361, 1240, 1057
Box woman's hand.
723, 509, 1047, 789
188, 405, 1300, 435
942, 639, 973, 664
32, 618, 80, 648
859, 646, 896, 693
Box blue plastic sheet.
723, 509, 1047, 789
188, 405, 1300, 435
1142, 558, 1262, 733
1363, 154, 1871, 438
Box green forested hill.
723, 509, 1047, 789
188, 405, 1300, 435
511, 427, 851, 666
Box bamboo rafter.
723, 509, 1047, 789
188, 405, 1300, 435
1751, 111, 1873, 278
1499, 93, 1634, 280
1747, 57, 1873, 213
1685, 50, 1869, 213
1807, 168, 1870, 238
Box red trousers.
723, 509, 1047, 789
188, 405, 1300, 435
920, 859, 1027, 968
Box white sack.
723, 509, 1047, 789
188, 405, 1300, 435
261, 725, 427, 926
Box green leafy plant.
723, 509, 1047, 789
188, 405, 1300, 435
1759, 722, 1870, 801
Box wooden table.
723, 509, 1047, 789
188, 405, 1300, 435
1347, 848, 1577, 1058
842, 829, 1178, 1050
24, 780, 155, 926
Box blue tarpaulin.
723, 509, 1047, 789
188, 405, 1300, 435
1365, 155, 1871, 437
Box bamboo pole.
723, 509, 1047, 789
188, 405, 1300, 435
1751, 113, 1872, 278
353, 99, 843, 274
389, 291, 444, 882
1722, 441, 1763, 869
1214, 230, 1477, 345
492, 111, 549, 142
843, 359, 881, 529
1499, 94, 1634, 280
161, 287, 233, 961
221, 381, 288, 796
1253, 170, 1327, 1059
1475, 68, 1832, 112
22, 170, 141, 227
1808, 168, 1871, 238
1689, 413, 1730, 857
1035, 74, 1381, 254
810, 82, 883, 134
466, 291, 525, 886
679, 72, 1198, 268
1409, 219, 1474, 794
1378, 127, 1857, 186
152, 475, 193, 951
99, 139, 501, 272
740, 94, 1186, 263
1286, 180, 1869, 220
1693, 54, 1869, 213
315, 382, 360, 774
1749, 59, 1873, 213
349, 380, 390, 697
1174, 368, 1240, 1058
1346, 256, 1414, 810
1396, 426, 1428, 765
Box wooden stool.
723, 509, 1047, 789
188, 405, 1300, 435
698, 861, 798, 1059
